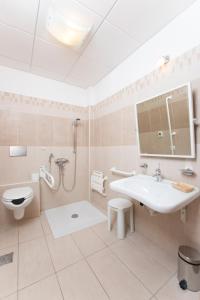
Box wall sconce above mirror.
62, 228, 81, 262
136, 83, 195, 158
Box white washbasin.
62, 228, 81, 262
110, 174, 200, 213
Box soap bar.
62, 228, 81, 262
172, 182, 194, 193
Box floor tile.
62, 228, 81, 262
1, 293, 18, 300
110, 239, 172, 294
87, 248, 151, 300
40, 213, 52, 235
18, 217, 43, 243
92, 222, 118, 245
46, 234, 82, 271
0, 246, 18, 298
156, 275, 200, 300
58, 259, 109, 300
18, 237, 54, 289
18, 275, 63, 300
0, 225, 18, 250
72, 227, 106, 257
129, 232, 177, 272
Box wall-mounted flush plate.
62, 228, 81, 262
9, 146, 27, 157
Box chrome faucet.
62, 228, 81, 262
140, 163, 148, 169
153, 165, 162, 182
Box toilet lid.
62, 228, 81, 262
3, 186, 33, 202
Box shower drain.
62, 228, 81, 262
71, 213, 79, 219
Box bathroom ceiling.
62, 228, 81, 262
0, 0, 196, 88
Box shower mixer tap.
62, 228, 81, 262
54, 158, 69, 167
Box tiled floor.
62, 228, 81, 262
0, 214, 199, 300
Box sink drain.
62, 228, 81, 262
71, 213, 79, 219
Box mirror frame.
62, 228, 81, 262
135, 82, 195, 158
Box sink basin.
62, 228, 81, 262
110, 175, 200, 213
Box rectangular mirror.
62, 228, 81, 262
136, 83, 195, 158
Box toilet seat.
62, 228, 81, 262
2, 187, 33, 203
1, 186, 34, 220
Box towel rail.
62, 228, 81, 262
110, 167, 136, 177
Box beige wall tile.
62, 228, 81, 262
0, 91, 88, 120
52, 117, 71, 146
0, 111, 19, 145
18, 113, 37, 145
36, 115, 53, 146
0, 111, 89, 147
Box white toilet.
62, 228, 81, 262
2, 186, 33, 220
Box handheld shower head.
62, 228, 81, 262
72, 118, 80, 154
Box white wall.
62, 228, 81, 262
91, 0, 200, 104
0, 65, 88, 107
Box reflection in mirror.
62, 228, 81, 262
136, 83, 195, 158
167, 89, 190, 156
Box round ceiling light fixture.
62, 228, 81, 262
46, 4, 92, 49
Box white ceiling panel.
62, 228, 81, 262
107, 0, 197, 44
31, 65, 66, 82
0, 23, 33, 63
0, 0, 197, 88
67, 55, 111, 88
76, 0, 117, 17
32, 38, 79, 77
36, 0, 102, 51
0, 55, 29, 72
0, 0, 39, 34
80, 21, 140, 69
